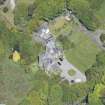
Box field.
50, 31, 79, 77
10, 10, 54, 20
50, 17, 101, 72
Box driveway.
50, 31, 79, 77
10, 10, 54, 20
59, 58, 86, 83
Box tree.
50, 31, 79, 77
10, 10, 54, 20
87, 0, 103, 10
96, 51, 105, 65
85, 51, 105, 84
27, 91, 42, 105
67, 0, 99, 30
57, 35, 75, 50
88, 84, 105, 105
19, 99, 30, 105
48, 84, 63, 105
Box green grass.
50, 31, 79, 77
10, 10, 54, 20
68, 69, 76, 76
53, 18, 101, 72
0, 57, 37, 105
65, 30, 101, 72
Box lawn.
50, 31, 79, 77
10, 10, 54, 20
50, 17, 101, 72
65, 31, 101, 72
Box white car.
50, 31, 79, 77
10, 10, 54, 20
75, 79, 82, 83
